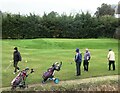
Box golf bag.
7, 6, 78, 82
11, 67, 34, 90
42, 62, 62, 84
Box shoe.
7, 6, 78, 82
76, 74, 80, 76
13, 72, 16, 74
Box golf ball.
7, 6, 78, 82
25, 60, 27, 62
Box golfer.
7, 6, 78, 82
83, 48, 91, 71
13, 47, 22, 74
107, 49, 115, 71
74, 48, 82, 76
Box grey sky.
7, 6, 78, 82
0, 0, 119, 15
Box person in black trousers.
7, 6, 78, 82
74, 48, 82, 76
83, 48, 91, 71
13, 47, 22, 74
107, 49, 115, 71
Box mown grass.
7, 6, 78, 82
2, 38, 118, 87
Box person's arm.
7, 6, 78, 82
18, 52, 22, 61
107, 52, 110, 61
88, 52, 91, 60
75, 53, 78, 62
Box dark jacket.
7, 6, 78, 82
75, 53, 82, 63
13, 50, 22, 62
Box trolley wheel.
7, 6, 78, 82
22, 85, 26, 89
11, 86, 16, 91
26, 85, 28, 88
42, 80, 46, 84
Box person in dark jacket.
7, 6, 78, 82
13, 47, 22, 74
74, 48, 82, 76
83, 48, 91, 71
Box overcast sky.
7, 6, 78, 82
0, 0, 119, 16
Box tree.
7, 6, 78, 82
96, 15, 118, 38
115, 1, 120, 14
2, 11, 119, 39
0, 11, 1, 39
95, 3, 115, 17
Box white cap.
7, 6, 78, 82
86, 48, 88, 51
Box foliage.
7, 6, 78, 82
2, 4, 119, 39
95, 3, 115, 17
115, 1, 120, 14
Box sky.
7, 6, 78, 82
0, 0, 119, 16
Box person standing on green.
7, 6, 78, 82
13, 47, 22, 74
74, 48, 82, 76
107, 49, 115, 71
83, 48, 91, 71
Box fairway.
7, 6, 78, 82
2, 38, 118, 87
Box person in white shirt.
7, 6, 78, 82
107, 49, 115, 71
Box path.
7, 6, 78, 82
1, 75, 118, 91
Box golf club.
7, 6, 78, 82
5, 60, 13, 72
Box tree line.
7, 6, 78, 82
2, 3, 120, 39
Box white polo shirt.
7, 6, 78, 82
107, 51, 115, 61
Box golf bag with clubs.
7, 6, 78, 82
11, 67, 34, 90
42, 61, 62, 84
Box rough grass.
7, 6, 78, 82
1, 75, 119, 91
27, 80, 118, 91
2, 38, 118, 87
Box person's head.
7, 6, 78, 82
86, 48, 88, 52
109, 49, 112, 51
76, 48, 79, 53
14, 47, 18, 52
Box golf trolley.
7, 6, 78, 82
11, 67, 34, 90
42, 62, 62, 84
